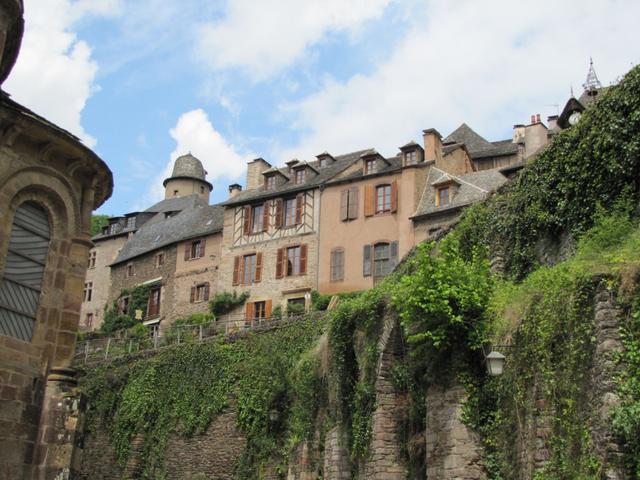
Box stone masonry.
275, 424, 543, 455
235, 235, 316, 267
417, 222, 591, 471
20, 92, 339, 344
425, 384, 486, 480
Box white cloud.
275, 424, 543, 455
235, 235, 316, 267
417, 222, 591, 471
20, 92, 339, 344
145, 109, 252, 203
276, 0, 640, 160
3, 0, 122, 147
196, 0, 393, 78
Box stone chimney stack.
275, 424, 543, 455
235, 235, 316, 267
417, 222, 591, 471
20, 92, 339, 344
422, 128, 443, 164
228, 183, 242, 198
246, 158, 272, 190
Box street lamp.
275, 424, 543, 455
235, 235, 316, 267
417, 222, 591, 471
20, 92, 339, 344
485, 350, 506, 376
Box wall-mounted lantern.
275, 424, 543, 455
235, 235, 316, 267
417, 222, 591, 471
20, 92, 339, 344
485, 351, 506, 376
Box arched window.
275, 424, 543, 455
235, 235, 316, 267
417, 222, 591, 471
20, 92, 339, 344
0, 202, 51, 341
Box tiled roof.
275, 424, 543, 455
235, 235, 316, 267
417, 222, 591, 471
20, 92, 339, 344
111, 204, 225, 265
326, 155, 403, 185
222, 148, 374, 206
413, 167, 507, 219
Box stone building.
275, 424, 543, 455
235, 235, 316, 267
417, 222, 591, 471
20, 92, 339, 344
0, 2, 113, 477
79, 154, 224, 333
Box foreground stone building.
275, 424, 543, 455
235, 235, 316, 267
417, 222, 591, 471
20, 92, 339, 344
0, 2, 113, 477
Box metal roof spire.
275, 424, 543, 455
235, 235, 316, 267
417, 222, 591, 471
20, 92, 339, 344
582, 57, 602, 92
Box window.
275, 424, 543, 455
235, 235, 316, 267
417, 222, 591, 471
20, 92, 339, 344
118, 296, 130, 314
405, 150, 417, 165
126, 216, 136, 229
88, 250, 97, 268
294, 169, 305, 184
83, 282, 93, 302
200, 186, 205, 194
276, 244, 308, 278
147, 286, 161, 318
232, 253, 263, 285
243, 254, 257, 284
374, 243, 391, 278
252, 204, 264, 233
185, 239, 205, 260
284, 198, 297, 227
376, 185, 392, 213
0, 202, 51, 342
265, 175, 276, 190
245, 300, 272, 323
156, 252, 165, 267
364, 159, 377, 174
109, 223, 118, 235
126, 263, 134, 277
85, 313, 93, 328
190, 283, 210, 303
363, 241, 398, 279
330, 248, 344, 282
437, 186, 450, 206
174, 190, 179, 196
340, 187, 358, 221
319, 158, 328, 168
287, 246, 301, 276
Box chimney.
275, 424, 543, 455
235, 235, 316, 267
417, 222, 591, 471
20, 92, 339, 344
536, 114, 541, 123
228, 183, 242, 198
422, 128, 443, 164
512, 124, 525, 144
246, 157, 272, 190
530, 114, 536, 124
547, 115, 558, 130
285, 159, 299, 173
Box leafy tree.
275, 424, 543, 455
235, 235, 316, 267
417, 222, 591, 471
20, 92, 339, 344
91, 214, 110, 236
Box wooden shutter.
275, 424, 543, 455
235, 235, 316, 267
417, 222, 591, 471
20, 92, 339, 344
245, 302, 254, 321
390, 181, 398, 213
340, 189, 349, 221
275, 199, 283, 228
300, 244, 308, 275
262, 202, 270, 232
295, 194, 304, 224
390, 241, 399, 269
204, 283, 210, 301
243, 205, 252, 235
265, 299, 273, 318
275, 248, 284, 279
190, 286, 196, 303
348, 187, 359, 219
255, 252, 263, 282
184, 242, 191, 261
363, 244, 372, 276
232, 256, 241, 285
364, 185, 375, 217
200, 238, 206, 257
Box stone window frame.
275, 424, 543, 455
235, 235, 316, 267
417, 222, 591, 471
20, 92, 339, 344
83, 282, 93, 302
147, 286, 162, 319
364, 159, 377, 174
243, 203, 270, 236
232, 252, 263, 285
126, 216, 136, 229
265, 174, 276, 190
85, 313, 93, 328
275, 243, 308, 278
126, 263, 135, 278
294, 168, 306, 185
245, 299, 272, 323
155, 252, 165, 268
88, 250, 97, 268
404, 149, 417, 166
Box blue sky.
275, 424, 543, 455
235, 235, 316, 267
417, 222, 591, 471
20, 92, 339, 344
5, 0, 640, 215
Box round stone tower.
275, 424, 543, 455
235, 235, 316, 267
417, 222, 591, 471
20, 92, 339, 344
163, 153, 213, 201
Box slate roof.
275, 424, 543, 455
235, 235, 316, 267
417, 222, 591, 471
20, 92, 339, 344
111, 204, 225, 266
325, 155, 403, 185
144, 194, 208, 214
444, 123, 518, 159
222, 148, 374, 206
413, 167, 507, 219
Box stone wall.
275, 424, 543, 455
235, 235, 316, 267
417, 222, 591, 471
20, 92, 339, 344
425, 384, 486, 480
79, 405, 246, 480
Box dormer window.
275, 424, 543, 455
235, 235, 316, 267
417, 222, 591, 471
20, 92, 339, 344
265, 175, 276, 190
294, 169, 305, 184
365, 159, 377, 174
319, 158, 328, 168
405, 150, 417, 165
126, 216, 136, 229
437, 186, 450, 206
109, 223, 118, 235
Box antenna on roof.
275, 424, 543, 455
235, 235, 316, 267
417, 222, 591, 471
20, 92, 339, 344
582, 57, 602, 92
570, 84, 575, 98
